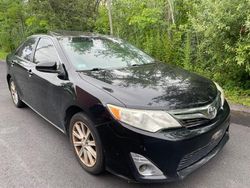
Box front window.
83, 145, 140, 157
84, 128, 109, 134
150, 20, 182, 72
59, 36, 154, 71
34, 38, 60, 64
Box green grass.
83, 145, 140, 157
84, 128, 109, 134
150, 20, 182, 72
0, 50, 8, 60
225, 89, 250, 107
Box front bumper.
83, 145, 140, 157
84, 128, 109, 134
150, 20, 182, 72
97, 101, 230, 183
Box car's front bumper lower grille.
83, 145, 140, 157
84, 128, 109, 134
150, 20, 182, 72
177, 129, 226, 171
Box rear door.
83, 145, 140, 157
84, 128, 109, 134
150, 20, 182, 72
11, 37, 38, 102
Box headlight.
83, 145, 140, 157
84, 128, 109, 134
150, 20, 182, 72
214, 82, 225, 107
107, 104, 182, 132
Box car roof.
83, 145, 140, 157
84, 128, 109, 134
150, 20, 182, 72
29, 31, 125, 46
30, 31, 111, 39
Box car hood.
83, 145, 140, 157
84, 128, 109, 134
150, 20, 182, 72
79, 63, 218, 110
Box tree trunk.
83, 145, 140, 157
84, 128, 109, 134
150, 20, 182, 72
107, 0, 113, 35
168, 0, 175, 24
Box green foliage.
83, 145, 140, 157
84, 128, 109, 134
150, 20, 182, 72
187, 0, 250, 89
183, 31, 191, 70
225, 88, 250, 107
0, 0, 25, 51
0, 0, 99, 50
0, 49, 7, 60
94, 5, 109, 34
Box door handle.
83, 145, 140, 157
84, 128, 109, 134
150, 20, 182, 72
11, 60, 17, 67
27, 69, 33, 77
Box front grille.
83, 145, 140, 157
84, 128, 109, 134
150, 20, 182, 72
177, 133, 223, 171
180, 118, 210, 128
169, 92, 222, 129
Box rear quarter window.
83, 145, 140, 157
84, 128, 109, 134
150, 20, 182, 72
16, 38, 37, 62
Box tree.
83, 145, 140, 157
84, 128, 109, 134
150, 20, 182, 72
0, 0, 25, 51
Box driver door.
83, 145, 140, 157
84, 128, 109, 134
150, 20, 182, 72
28, 37, 65, 127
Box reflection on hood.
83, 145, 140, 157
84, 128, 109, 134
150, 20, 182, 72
80, 62, 217, 110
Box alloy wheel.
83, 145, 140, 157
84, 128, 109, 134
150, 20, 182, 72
72, 121, 97, 167
10, 81, 18, 105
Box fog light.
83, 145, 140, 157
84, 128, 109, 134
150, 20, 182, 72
130, 152, 166, 179
139, 164, 148, 172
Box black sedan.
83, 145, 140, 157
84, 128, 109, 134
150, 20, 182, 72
6, 31, 230, 183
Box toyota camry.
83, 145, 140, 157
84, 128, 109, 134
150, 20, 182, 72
6, 31, 230, 183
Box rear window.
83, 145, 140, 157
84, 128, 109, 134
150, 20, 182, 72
16, 38, 37, 61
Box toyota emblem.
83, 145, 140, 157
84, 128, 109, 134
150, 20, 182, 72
207, 106, 217, 119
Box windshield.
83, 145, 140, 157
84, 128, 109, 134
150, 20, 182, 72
59, 36, 154, 71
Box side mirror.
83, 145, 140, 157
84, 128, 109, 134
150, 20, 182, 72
35, 61, 58, 73
36, 61, 68, 80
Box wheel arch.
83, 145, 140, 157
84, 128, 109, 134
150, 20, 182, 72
7, 74, 11, 88
64, 105, 85, 135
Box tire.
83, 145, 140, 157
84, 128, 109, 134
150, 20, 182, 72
9, 78, 24, 108
69, 112, 104, 175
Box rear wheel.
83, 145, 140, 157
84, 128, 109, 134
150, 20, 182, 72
9, 78, 24, 108
69, 112, 104, 174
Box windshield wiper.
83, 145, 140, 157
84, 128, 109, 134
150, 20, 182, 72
131, 61, 157, 67
131, 63, 140, 67
76, 68, 106, 72
89, 68, 106, 71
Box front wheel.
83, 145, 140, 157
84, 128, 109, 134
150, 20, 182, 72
9, 78, 24, 108
69, 112, 104, 174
